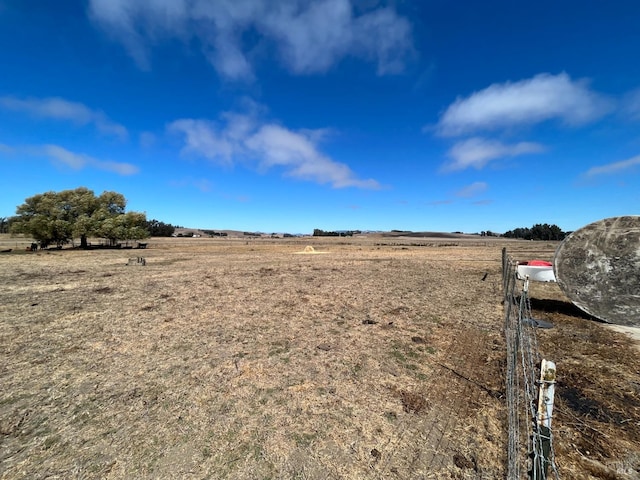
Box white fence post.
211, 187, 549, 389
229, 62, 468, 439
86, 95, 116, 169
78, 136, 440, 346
533, 359, 556, 479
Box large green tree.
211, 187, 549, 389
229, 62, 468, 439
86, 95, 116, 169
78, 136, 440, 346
11, 187, 148, 248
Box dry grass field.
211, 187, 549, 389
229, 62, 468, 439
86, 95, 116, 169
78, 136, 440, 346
0, 235, 638, 479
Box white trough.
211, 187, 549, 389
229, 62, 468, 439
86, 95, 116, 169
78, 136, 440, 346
516, 261, 556, 282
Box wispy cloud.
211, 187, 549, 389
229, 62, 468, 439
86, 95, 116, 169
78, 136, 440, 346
455, 181, 487, 198
2, 141, 137, 174
88, 0, 413, 80
0, 96, 128, 139
0, 144, 140, 176
0, 143, 14, 154
435, 73, 613, 137
168, 108, 379, 189
39, 144, 139, 175
169, 177, 213, 193
622, 89, 640, 121
443, 137, 544, 171
168, 117, 245, 168
584, 154, 640, 177
139, 132, 156, 148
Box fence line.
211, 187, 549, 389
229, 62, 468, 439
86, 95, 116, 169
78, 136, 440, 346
502, 248, 559, 480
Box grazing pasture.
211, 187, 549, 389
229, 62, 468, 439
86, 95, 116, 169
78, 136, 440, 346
1, 235, 638, 479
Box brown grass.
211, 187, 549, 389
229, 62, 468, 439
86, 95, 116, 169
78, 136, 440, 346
0, 235, 638, 479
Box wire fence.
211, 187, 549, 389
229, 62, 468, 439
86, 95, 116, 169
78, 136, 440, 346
502, 248, 560, 480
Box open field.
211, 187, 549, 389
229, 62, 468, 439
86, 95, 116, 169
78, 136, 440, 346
1, 235, 639, 479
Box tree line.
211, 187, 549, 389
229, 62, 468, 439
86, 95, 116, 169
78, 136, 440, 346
502, 223, 567, 241
313, 229, 361, 237
145, 219, 177, 237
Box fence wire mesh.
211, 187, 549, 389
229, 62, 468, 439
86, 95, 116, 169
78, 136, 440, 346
502, 250, 560, 480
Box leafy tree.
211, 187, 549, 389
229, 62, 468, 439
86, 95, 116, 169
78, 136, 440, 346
98, 211, 148, 246
12, 191, 73, 247
11, 187, 148, 248
145, 219, 176, 237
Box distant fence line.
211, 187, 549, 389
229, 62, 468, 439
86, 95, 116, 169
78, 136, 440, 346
502, 248, 560, 480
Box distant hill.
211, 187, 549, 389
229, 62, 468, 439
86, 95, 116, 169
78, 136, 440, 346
170, 228, 480, 239
171, 228, 310, 238
380, 231, 478, 239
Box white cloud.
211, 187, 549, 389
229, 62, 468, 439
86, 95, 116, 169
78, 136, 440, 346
3, 141, 137, 174
584, 155, 640, 177
43, 144, 86, 169
248, 124, 377, 187
87, 0, 412, 80
456, 181, 487, 198
168, 118, 241, 167
436, 73, 613, 137
168, 110, 379, 189
87, 0, 189, 70
41, 144, 139, 175
444, 137, 544, 171
0, 96, 128, 139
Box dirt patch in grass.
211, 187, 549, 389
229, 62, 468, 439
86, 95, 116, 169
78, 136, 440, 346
0, 237, 637, 479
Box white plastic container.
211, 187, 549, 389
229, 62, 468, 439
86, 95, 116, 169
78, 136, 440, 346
516, 261, 556, 282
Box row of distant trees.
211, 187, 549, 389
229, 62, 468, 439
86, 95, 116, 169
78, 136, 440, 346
3, 187, 179, 248
146, 219, 177, 237
312, 225, 567, 240
502, 223, 567, 241
313, 229, 361, 237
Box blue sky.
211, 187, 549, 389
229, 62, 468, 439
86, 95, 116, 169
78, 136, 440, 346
1, 0, 639, 234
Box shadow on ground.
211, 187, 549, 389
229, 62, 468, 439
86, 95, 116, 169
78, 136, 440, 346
529, 297, 600, 322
